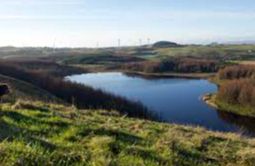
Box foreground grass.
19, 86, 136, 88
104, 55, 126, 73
0, 101, 255, 166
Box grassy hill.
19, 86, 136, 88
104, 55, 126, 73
0, 100, 254, 166
156, 44, 255, 60
0, 74, 63, 104
152, 41, 180, 48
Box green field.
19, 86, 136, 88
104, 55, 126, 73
1, 44, 255, 63
0, 100, 255, 166
56, 45, 255, 65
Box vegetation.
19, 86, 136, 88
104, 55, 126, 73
61, 53, 143, 66
43, 44, 255, 76
0, 74, 63, 103
0, 61, 154, 119
122, 58, 220, 73
1, 60, 86, 77
0, 100, 255, 165
218, 65, 255, 80
2, 44, 254, 76
152, 41, 181, 48
215, 65, 255, 117
0, 44, 255, 165
156, 44, 255, 60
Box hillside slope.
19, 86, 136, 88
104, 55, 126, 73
0, 101, 254, 166
0, 74, 63, 103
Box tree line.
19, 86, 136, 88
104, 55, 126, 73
122, 58, 219, 73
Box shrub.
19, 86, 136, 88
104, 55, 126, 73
217, 79, 255, 108
218, 65, 255, 80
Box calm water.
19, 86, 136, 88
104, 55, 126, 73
66, 72, 255, 135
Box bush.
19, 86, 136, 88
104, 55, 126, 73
217, 79, 255, 108
218, 65, 255, 80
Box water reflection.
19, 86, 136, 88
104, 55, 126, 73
217, 110, 255, 137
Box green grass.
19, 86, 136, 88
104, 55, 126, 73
215, 99, 255, 118
0, 100, 255, 166
156, 45, 255, 60
205, 93, 255, 118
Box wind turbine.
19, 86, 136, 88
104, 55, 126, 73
139, 39, 142, 46
147, 38, 151, 45
52, 38, 56, 54
118, 39, 121, 48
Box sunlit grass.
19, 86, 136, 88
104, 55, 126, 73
0, 100, 255, 165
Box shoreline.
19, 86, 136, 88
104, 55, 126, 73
121, 71, 216, 79
69, 65, 216, 79
202, 93, 218, 109
202, 93, 255, 119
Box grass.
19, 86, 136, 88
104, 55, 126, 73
215, 99, 255, 118
0, 100, 255, 165
156, 45, 255, 60
204, 93, 255, 118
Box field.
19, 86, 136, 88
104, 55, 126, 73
0, 44, 254, 79
1, 44, 255, 65
0, 100, 255, 166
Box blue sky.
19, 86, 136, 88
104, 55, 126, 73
0, 0, 255, 47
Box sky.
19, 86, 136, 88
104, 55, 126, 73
0, 0, 255, 47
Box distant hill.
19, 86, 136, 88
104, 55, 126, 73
153, 41, 180, 48
224, 40, 255, 45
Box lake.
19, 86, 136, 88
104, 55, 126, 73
66, 72, 255, 136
